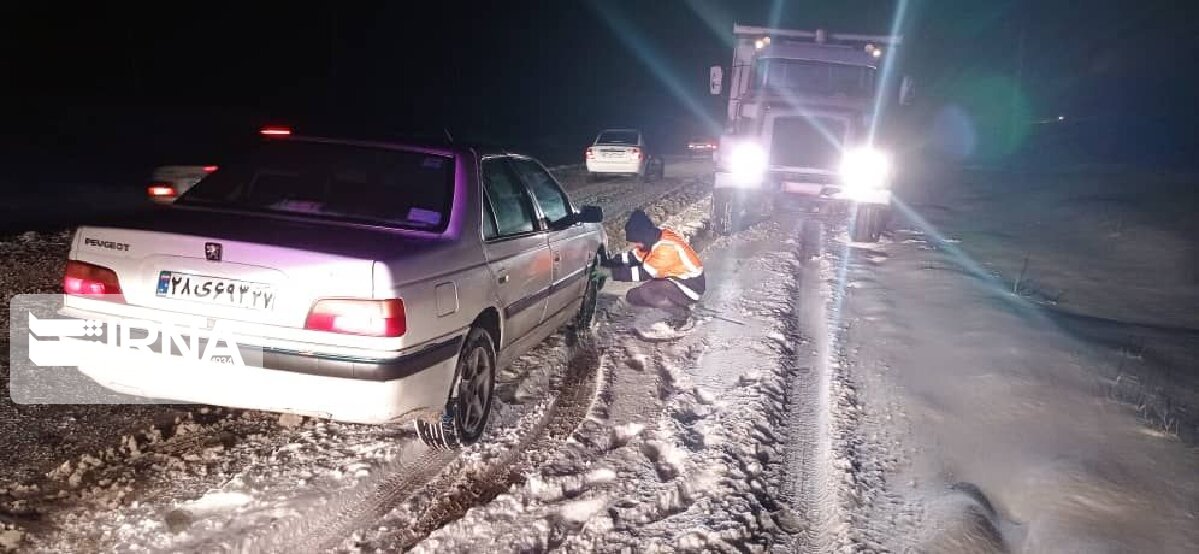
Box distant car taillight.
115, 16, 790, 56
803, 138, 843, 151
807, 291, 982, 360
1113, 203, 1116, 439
260, 126, 292, 137
147, 183, 176, 199
305, 298, 407, 337
203, 165, 219, 173
585, 147, 595, 160
630, 147, 642, 160
64, 260, 122, 297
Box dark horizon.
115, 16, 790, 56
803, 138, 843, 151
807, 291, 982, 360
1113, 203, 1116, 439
3, 0, 1198, 186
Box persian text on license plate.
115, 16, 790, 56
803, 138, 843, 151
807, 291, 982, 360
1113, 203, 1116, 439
156, 271, 276, 310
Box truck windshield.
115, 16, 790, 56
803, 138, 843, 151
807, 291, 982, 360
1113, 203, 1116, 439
177, 141, 455, 231
754, 59, 875, 98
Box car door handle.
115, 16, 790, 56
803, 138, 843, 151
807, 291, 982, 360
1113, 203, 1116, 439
553, 253, 562, 262
497, 274, 510, 284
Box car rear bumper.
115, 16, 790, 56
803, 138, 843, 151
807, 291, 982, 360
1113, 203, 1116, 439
67, 338, 458, 424
587, 159, 643, 174
59, 302, 463, 424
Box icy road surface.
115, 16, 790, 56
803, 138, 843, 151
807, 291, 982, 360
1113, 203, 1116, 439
0, 159, 735, 551
3, 163, 1199, 552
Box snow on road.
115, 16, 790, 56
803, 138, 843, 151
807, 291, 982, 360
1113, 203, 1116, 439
826, 169, 1199, 552
4, 160, 1198, 553
0, 160, 725, 552
392, 215, 813, 553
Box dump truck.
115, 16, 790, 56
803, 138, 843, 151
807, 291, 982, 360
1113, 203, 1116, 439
708, 24, 911, 242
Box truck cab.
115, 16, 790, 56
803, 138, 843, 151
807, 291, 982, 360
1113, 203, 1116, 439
711, 25, 908, 241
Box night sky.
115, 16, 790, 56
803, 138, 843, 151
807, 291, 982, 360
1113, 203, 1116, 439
2, 0, 1197, 185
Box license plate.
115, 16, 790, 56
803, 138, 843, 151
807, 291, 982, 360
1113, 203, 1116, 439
603, 152, 623, 158
156, 271, 276, 310
782, 181, 823, 194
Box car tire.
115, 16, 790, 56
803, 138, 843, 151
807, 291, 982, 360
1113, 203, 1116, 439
567, 255, 603, 346
416, 327, 497, 449
851, 204, 887, 243
586, 171, 599, 183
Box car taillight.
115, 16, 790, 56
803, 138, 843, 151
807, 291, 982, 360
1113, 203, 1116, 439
630, 147, 642, 160
260, 126, 291, 137
147, 183, 176, 198
64, 260, 122, 297
203, 165, 219, 173
585, 147, 595, 160
305, 298, 406, 337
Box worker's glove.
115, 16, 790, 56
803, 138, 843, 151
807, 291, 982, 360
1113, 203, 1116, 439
599, 252, 622, 267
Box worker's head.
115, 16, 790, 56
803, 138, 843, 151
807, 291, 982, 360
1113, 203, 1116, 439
624, 209, 661, 249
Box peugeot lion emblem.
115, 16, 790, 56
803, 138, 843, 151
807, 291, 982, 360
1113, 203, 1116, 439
205, 242, 223, 262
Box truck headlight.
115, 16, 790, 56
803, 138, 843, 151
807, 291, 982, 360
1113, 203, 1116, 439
728, 142, 768, 179
840, 147, 891, 191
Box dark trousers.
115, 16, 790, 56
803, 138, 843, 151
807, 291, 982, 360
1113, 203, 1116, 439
625, 279, 695, 318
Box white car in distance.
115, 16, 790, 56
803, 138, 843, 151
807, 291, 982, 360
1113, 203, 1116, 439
585, 129, 663, 181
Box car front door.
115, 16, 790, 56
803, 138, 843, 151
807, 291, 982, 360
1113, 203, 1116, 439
480, 157, 552, 347
510, 157, 595, 320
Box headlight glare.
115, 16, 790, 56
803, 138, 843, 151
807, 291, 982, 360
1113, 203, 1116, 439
840, 147, 891, 190
728, 142, 768, 178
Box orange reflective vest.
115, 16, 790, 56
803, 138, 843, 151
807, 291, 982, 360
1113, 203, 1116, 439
615, 229, 705, 299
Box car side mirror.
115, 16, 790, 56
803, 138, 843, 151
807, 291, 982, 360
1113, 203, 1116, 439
549, 205, 603, 231
578, 205, 603, 224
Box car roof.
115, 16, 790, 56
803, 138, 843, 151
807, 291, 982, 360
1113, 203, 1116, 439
273, 135, 522, 160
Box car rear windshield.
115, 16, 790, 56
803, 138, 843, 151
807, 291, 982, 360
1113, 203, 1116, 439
177, 141, 454, 231
595, 130, 639, 145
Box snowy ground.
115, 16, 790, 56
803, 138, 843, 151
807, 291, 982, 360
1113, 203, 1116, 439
0, 159, 741, 552
829, 168, 1199, 552
3, 162, 1198, 553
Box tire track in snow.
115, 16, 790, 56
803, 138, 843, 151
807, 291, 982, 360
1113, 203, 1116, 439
274, 173, 716, 552
372, 339, 604, 551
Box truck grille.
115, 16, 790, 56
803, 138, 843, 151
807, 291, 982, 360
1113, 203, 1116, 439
769, 116, 846, 170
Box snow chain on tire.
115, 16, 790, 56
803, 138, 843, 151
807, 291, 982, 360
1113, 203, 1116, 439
417, 329, 496, 449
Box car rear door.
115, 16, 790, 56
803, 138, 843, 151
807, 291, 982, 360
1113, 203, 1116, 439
479, 157, 553, 347
510, 157, 594, 320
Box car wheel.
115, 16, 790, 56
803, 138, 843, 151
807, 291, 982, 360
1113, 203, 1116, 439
568, 256, 603, 345
416, 327, 497, 449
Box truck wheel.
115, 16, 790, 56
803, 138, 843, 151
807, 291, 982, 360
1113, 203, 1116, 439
416, 327, 496, 449
712, 190, 735, 235
801, 218, 823, 258
851, 204, 886, 243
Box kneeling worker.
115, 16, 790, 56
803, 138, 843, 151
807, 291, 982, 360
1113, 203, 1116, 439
603, 209, 705, 326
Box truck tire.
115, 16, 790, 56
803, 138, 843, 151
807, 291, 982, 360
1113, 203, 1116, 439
851, 204, 887, 243
416, 327, 497, 449
712, 190, 736, 235
801, 218, 823, 258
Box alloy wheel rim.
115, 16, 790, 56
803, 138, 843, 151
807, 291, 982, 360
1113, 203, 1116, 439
459, 345, 492, 435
